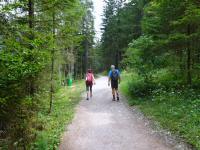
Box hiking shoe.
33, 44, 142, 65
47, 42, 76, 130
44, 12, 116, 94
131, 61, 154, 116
117, 97, 119, 101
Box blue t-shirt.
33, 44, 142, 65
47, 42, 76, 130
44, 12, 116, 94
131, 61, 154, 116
108, 69, 120, 78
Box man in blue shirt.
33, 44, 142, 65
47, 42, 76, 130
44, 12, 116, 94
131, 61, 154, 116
108, 65, 121, 101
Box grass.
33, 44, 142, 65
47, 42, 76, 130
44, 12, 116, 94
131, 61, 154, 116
31, 80, 84, 150
120, 72, 200, 150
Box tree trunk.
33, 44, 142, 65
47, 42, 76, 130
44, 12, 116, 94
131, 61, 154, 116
28, 0, 35, 96
81, 55, 83, 79
59, 65, 62, 85
49, 11, 55, 113
187, 24, 192, 85
84, 40, 89, 73
28, 0, 34, 29
115, 51, 119, 69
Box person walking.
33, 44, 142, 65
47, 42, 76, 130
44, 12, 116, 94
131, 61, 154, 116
85, 69, 95, 100
108, 65, 121, 101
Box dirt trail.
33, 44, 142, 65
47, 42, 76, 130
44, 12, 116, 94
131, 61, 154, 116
59, 77, 178, 150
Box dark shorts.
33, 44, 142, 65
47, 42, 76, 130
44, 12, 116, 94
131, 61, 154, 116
111, 80, 118, 89
86, 82, 93, 92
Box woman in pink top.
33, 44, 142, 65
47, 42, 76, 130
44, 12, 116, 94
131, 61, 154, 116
85, 69, 95, 100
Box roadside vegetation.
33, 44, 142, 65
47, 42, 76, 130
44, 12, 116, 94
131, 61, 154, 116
0, 0, 96, 149
32, 81, 84, 150
101, 1, 200, 149
120, 72, 200, 149
1, 0, 200, 149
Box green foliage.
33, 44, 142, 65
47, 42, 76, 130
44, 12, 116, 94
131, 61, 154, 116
0, 0, 94, 149
120, 73, 200, 149
102, 0, 200, 149
122, 36, 155, 73
100, 0, 200, 148
101, 0, 147, 68
140, 92, 200, 149
122, 0, 200, 85
0, 36, 50, 82
31, 81, 84, 150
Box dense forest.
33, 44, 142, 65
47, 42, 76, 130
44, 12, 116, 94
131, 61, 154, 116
101, 0, 200, 149
1, 0, 200, 149
0, 0, 98, 149
102, 0, 200, 86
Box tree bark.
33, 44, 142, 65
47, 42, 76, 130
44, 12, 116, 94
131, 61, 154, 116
187, 24, 192, 85
84, 40, 89, 73
115, 51, 119, 69
28, 0, 34, 29
49, 11, 55, 113
28, 0, 35, 96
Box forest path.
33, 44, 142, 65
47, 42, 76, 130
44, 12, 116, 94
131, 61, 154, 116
59, 76, 173, 150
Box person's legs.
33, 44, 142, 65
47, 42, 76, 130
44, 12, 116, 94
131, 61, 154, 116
86, 84, 89, 100
112, 88, 116, 101
111, 80, 118, 101
90, 85, 92, 98
114, 80, 119, 101
116, 88, 119, 101
113, 80, 119, 101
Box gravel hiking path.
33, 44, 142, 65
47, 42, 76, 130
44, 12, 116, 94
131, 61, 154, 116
59, 77, 185, 150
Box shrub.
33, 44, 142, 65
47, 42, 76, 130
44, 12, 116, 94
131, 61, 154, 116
128, 80, 156, 97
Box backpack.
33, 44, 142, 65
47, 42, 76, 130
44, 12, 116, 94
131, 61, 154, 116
111, 70, 119, 81
86, 73, 93, 84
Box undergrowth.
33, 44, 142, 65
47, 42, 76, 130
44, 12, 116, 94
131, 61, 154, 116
120, 71, 200, 149
31, 81, 84, 150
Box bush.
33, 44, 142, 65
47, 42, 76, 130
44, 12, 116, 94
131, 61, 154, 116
128, 80, 157, 97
